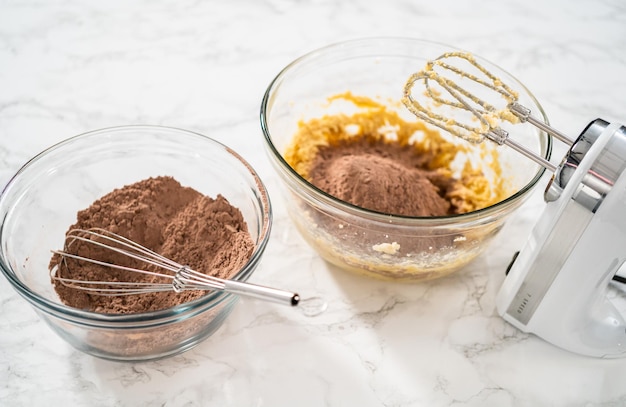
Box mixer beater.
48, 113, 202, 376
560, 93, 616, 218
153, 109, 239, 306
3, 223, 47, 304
404, 51, 626, 357
403, 52, 575, 172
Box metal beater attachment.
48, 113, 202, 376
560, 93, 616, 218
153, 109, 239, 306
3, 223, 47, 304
402, 51, 573, 172
51, 228, 301, 307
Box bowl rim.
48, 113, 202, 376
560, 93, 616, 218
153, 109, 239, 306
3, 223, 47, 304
260, 36, 553, 226
0, 124, 273, 325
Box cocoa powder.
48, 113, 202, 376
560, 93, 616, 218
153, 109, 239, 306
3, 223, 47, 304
50, 176, 254, 314
308, 138, 460, 216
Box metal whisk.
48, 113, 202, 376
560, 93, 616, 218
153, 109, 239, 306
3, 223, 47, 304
50, 228, 300, 306
402, 51, 574, 172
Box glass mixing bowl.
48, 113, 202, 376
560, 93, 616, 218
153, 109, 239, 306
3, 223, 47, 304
261, 37, 551, 281
0, 125, 272, 361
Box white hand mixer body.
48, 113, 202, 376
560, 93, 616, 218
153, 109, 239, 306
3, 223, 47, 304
496, 120, 626, 358
403, 52, 626, 357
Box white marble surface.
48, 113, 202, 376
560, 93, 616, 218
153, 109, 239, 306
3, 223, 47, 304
1, 0, 626, 406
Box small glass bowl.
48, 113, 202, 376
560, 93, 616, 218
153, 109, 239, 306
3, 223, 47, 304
261, 37, 551, 281
0, 125, 271, 361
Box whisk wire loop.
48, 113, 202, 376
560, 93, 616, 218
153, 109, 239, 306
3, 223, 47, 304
50, 227, 300, 306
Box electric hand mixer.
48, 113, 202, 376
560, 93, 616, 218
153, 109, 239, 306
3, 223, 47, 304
403, 52, 626, 358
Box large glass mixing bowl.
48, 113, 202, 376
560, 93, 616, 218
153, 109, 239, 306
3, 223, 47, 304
261, 37, 551, 281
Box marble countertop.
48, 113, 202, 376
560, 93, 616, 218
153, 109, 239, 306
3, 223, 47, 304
2, 1, 626, 406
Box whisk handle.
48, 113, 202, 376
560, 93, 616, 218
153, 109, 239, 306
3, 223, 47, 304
223, 280, 300, 306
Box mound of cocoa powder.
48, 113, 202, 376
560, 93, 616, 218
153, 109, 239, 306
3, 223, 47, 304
308, 138, 460, 216
50, 176, 255, 314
